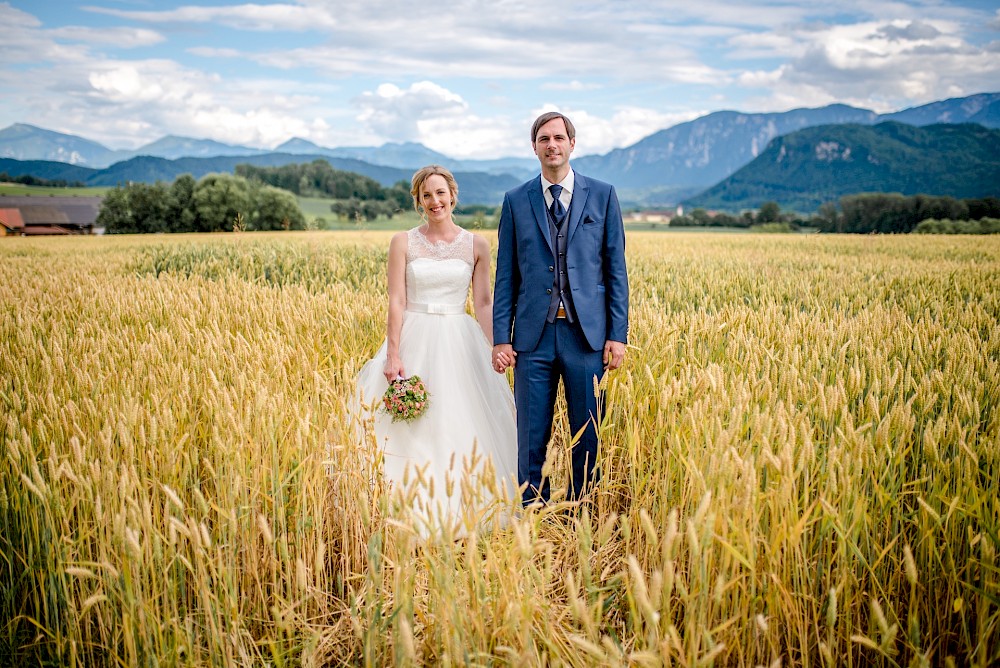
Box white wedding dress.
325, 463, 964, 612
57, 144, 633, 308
356, 227, 518, 534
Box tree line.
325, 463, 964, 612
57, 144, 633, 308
676, 194, 1000, 234
88, 159, 1000, 235
914, 218, 1000, 234
671, 200, 810, 231
235, 160, 412, 221
98, 173, 305, 234
813, 194, 1000, 234
0, 172, 86, 188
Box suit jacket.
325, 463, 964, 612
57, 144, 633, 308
493, 171, 629, 352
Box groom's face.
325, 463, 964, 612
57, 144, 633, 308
532, 118, 575, 171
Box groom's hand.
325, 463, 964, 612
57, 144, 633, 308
492, 344, 516, 373
603, 340, 626, 371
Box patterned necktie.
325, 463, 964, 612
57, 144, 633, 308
549, 184, 566, 223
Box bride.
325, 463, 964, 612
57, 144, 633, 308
356, 165, 518, 534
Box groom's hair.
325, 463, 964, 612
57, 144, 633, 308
531, 112, 576, 143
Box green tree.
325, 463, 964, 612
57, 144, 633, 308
386, 180, 412, 211
966, 197, 1000, 220
167, 174, 197, 232
756, 201, 781, 224
710, 212, 741, 227
251, 185, 306, 231
690, 208, 711, 226
815, 201, 840, 232
193, 173, 252, 232
914, 195, 967, 223
96, 186, 133, 234
130, 182, 171, 233
97, 182, 170, 234
839, 193, 912, 233
237, 159, 388, 200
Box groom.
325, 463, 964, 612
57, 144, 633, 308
492, 111, 629, 506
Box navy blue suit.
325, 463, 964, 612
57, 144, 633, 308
493, 171, 628, 503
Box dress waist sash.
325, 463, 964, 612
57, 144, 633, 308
406, 301, 465, 315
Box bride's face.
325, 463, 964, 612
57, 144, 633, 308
419, 174, 454, 224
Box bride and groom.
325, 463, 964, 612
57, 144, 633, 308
356, 111, 629, 527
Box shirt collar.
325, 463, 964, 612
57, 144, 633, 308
541, 168, 574, 197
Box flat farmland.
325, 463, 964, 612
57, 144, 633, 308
1, 231, 997, 666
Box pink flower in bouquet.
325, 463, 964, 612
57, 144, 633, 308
382, 375, 430, 422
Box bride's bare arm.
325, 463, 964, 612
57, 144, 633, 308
471, 234, 495, 345
383, 232, 407, 381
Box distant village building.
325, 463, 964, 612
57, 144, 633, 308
0, 197, 100, 236
626, 210, 676, 224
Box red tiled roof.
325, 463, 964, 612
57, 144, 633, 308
0, 208, 25, 230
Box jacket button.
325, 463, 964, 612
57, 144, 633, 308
548, 265, 554, 272
546, 288, 552, 294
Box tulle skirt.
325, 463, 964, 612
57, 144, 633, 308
356, 310, 519, 534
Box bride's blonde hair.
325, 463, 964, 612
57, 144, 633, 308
410, 165, 459, 214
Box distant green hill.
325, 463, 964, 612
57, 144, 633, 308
683, 122, 1000, 213
0, 158, 95, 183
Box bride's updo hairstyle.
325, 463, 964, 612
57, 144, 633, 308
410, 164, 459, 214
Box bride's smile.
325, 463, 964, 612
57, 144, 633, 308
420, 174, 454, 225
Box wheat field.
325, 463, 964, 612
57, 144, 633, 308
1, 231, 998, 667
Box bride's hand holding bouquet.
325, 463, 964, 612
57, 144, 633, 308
382, 375, 430, 423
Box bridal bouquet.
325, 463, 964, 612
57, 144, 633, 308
382, 375, 430, 422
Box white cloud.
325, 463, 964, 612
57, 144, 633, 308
163, 0, 729, 84
187, 47, 243, 58
48, 26, 165, 47
426, 103, 707, 159
541, 81, 603, 92
554, 106, 706, 156
728, 31, 807, 60
83, 2, 337, 31
2, 1, 999, 160
418, 114, 523, 160
83, 61, 338, 146
878, 20, 942, 41
0, 2, 39, 28
735, 17, 1000, 112
354, 82, 469, 142
347, 84, 703, 159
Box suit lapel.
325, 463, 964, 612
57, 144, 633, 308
567, 172, 590, 244
527, 178, 553, 253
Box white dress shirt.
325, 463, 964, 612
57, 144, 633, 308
541, 169, 574, 212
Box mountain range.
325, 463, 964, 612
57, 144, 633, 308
684, 122, 1000, 212
0, 154, 520, 208
576, 92, 1000, 205
1, 92, 998, 207
0, 124, 538, 178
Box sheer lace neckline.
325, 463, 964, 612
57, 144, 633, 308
407, 226, 473, 266
414, 225, 467, 247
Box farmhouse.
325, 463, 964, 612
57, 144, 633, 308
0, 196, 100, 235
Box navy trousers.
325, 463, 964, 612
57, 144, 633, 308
514, 318, 605, 505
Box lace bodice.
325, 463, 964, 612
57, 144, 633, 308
405, 227, 474, 309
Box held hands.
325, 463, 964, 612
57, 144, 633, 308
383, 355, 405, 383
603, 340, 626, 371
492, 344, 516, 373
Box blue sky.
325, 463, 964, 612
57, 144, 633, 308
2, 0, 998, 159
